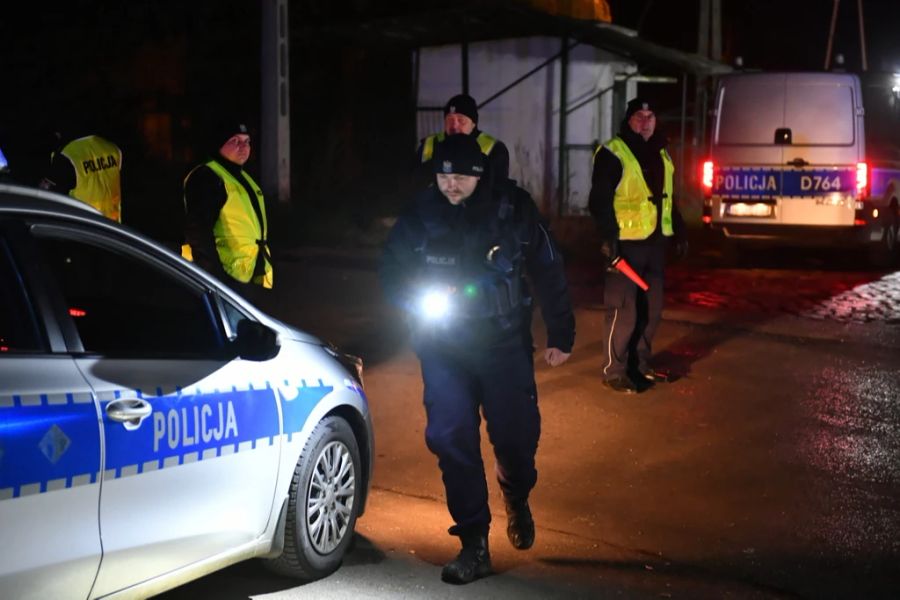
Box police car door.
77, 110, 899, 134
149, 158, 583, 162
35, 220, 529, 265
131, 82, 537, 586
0, 223, 103, 600
27, 223, 282, 595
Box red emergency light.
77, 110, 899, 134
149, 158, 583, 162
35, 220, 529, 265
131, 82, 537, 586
68, 307, 87, 318
856, 161, 869, 198
701, 160, 715, 195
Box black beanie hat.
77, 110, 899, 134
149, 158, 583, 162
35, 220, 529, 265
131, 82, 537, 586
624, 97, 654, 121
444, 94, 479, 125
432, 134, 485, 176
207, 119, 250, 151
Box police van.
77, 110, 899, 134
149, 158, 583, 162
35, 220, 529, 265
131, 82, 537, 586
701, 71, 900, 265
0, 184, 373, 599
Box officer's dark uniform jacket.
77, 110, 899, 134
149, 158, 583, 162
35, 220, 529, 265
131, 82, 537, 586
380, 179, 574, 354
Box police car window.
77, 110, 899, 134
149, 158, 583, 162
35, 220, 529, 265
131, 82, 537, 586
0, 236, 43, 353
34, 235, 223, 357
221, 297, 249, 340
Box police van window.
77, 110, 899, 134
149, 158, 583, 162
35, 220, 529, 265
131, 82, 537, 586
784, 84, 854, 145
34, 235, 223, 357
0, 236, 43, 353
716, 80, 785, 145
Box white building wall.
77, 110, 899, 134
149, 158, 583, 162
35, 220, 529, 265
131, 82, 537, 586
417, 37, 636, 215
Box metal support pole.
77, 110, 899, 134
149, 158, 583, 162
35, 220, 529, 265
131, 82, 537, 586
679, 74, 687, 199
261, 0, 291, 204
857, 0, 868, 71
825, 0, 840, 70
711, 0, 722, 62
697, 0, 710, 59
557, 37, 569, 218
461, 42, 470, 94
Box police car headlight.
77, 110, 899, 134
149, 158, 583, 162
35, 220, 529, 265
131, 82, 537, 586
324, 344, 364, 389
419, 289, 451, 320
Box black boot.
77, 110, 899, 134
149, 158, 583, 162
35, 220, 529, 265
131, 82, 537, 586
504, 496, 535, 550
441, 530, 492, 584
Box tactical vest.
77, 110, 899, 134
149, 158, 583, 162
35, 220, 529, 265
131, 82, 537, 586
417, 192, 526, 329
598, 136, 674, 240
56, 136, 122, 222
182, 160, 273, 289
421, 131, 497, 162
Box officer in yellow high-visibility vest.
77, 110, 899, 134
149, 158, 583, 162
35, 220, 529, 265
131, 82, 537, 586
182, 121, 273, 302
588, 98, 688, 394
39, 134, 123, 222
416, 94, 509, 189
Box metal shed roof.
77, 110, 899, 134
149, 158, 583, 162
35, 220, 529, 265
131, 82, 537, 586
295, 1, 731, 76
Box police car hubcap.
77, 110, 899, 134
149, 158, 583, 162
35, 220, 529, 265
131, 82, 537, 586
307, 440, 355, 554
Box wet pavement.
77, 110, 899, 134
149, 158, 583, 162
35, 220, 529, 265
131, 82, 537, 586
159, 245, 900, 600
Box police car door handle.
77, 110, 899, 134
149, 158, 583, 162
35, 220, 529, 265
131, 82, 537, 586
106, 399, 152, 428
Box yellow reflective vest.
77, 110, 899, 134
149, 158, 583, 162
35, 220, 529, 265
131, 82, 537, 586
421, 131, 497, 162
56, 136, 122, 222
182, 160, 273, 289
598, 136, 674, 240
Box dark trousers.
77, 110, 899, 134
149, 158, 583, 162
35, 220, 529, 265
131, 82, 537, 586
601, 238, 666, 380
418, 339, 540, 534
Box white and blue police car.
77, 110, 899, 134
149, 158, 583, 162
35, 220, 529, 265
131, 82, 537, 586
0, 183, 373, 599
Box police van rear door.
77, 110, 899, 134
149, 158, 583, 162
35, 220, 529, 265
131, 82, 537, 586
712, 73, 786, 220
25, 224, 282, 596
778, 73, 859, 227
0, 223, 103, 600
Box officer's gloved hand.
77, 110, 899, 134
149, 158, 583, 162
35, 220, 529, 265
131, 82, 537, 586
674, 237, 689, 261
600, 238, 619, 269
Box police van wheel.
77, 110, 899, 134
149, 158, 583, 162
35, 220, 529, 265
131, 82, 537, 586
265, 416, 361, 580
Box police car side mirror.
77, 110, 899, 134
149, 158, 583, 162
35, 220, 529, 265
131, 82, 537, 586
233, 319, 280, 361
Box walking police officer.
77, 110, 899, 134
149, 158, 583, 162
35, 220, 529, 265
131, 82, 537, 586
381, 134, 575, 584
416, 93, 510, 189
588, 98, 687, 394
182, 120, 273, 302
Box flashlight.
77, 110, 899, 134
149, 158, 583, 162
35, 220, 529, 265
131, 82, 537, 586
419, 288, 452, 320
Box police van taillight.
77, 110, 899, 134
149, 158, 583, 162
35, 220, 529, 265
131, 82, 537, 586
701, 160, 715, 224
701, 160, 715, 196
856, 161, 869, 199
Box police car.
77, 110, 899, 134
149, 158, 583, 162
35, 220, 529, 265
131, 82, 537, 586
0, 184, 372, 599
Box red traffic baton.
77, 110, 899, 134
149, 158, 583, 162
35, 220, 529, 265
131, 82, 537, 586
611, 257, 649, 291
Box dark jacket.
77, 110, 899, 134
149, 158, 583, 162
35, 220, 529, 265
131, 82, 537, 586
588, 126, 685, 243
380, 179, 575, 353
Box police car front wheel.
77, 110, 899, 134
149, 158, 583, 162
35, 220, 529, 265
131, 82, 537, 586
265, 416, 361, 580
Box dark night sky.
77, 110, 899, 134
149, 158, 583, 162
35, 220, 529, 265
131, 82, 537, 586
610, 0, 900, 72
2, 1, 899, 241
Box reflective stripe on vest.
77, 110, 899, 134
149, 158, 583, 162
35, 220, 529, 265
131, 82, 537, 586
188, 160, 273, 289
599, 137, 674, 240
421, 131, 498, 162
59, 136, 122, 222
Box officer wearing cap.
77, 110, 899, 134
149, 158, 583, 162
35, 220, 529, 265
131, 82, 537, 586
381, 134, 575, 584
182, 120, 273, 300
416, 93, 510, 189
588, 98, 687, 394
